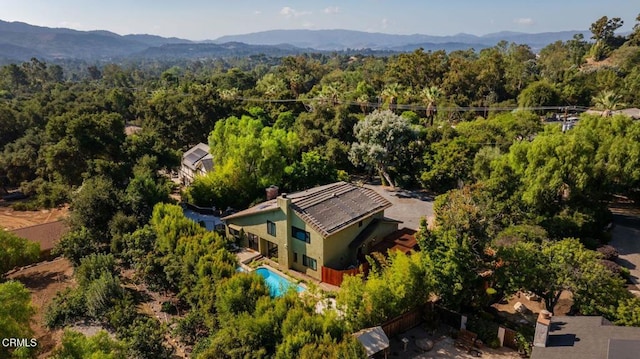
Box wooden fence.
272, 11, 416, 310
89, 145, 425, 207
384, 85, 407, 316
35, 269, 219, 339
436, 306, 463, 329
381, 306, 425, 338
321, 263, 369, 286
502, 327, 518, 350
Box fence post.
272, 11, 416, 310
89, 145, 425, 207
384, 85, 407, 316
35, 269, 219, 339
498, 326, 506, 347
461, 315, 467, 330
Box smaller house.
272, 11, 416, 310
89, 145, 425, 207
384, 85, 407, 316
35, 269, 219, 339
180, 143, 214, 186
354, 326, 390, 359
531, 312, 640, 359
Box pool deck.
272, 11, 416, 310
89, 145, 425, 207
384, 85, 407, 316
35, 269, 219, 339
235, 248, 262, 264
259, 257, 340, 292
234, 249, 340, 292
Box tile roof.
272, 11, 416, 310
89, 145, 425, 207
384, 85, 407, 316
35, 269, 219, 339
224, 182, 392, 237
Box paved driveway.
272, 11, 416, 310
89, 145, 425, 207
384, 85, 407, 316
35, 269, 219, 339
610, 212, 640, 291
365, 184, 434, 230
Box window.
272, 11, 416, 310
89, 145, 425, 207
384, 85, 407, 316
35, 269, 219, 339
293, 252, 298, 263
358, 220, 363, 227
267, 221, 276, 236
247, 233, 259, 251
302, 255, 317, 270
292, 226, 310, 243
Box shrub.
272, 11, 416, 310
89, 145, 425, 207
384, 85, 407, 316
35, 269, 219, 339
600, 259, 622, 275
45, 288, 86, 328
466, 315, 499, 345
515, 331, 532, 356
487, 336, 501, 349
597, 245, 619, 260
160, 301, 177, 314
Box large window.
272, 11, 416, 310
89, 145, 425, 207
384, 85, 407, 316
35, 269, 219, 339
266, 240, 278, 259
292, 226, 310, 243
247, 233, 259, 251
267, 220, 276, 236
302, 254, 317, 271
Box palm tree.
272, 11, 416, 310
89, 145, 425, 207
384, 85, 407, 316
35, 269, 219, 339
420, 86, 442, 126
381, 83, 401, 112
356, 94, 370, 115
592, 90, 624, 116
218, 87, 239, 102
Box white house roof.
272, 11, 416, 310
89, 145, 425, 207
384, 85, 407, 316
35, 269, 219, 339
354, 326, 389, 357
182, 143, 213, 171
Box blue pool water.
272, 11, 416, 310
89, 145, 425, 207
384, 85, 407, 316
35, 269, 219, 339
255, 267, 304, 297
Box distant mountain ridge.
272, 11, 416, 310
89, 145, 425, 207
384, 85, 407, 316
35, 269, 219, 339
214, 29, 591, 51
0, 19, 591, 63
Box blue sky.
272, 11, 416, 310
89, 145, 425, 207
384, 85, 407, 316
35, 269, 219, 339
1, 0, 637, 40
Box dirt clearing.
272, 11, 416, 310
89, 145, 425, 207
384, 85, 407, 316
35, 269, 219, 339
6, 258, 75, 358
0, 204, 69, 231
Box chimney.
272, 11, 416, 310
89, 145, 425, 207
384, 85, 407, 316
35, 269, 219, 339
533, 310, 552, 347
266, 185, 279, 200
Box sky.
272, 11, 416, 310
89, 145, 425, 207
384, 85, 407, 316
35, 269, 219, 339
1, 0, 637, 40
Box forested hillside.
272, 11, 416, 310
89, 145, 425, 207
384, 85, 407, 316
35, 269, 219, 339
1, 14, 640, 359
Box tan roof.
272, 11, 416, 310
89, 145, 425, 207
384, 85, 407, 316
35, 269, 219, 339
224, 182, 392, 237
10, 220, 68, 252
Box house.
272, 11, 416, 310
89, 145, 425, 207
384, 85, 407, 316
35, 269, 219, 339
531, 312, 640, 359
222, 181, 400, 281
179, 143, 213, 186
10, 220, 68, 259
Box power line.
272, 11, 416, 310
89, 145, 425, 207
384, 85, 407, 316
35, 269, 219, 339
234, 96, 589, 113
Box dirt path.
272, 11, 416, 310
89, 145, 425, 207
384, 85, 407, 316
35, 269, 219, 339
609, 197, 640, 292
610, 215, 640, 291
6, 258, 75, 358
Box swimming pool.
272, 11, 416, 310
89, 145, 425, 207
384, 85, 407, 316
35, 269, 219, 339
255, 267, 304, 297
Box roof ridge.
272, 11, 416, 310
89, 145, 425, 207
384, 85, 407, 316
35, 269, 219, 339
10, 219, 66, 232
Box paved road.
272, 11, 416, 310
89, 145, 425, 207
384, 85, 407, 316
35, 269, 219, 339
365, 184, 434, 230
610, 213, 640, 291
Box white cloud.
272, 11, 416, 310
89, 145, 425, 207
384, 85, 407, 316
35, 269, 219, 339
303, 22, 314, 28
514, 18, 535, 26
323, 6, 340, 14
381, 18, 389, 29
279, 6, 311, 18
253, 10, 262, 15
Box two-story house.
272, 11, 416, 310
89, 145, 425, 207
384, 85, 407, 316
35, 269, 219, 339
223, 181, 400, 281
180, 143, 214, 186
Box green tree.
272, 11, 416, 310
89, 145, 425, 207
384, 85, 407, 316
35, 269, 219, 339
592, 90, 625, 115
590, 16, 625, 60
420, 86, 442, 126
0, 281, 35, 345
349, 110, 417, 187
52, 330, 127, 359
337, 251, 430, 329
0, 229, 40, 274
75, 253, 117, 288
283, 151, 342, 192
517, 81, 561, 110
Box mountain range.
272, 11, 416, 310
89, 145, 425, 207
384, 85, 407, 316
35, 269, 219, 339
0, 19, 591, 63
